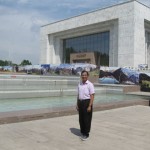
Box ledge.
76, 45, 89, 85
0, 99, 148, 125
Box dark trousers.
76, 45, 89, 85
78, 99, 93, 137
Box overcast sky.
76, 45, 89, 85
0, 0, 150, 64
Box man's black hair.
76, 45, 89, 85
81, 70, 89, 76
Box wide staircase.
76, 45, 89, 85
0, 74, 81, 99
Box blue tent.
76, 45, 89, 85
113, 68, 140, 84
41, 64, 50, 70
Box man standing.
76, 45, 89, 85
76, 70, 95, 141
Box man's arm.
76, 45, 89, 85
76, 84, 79, 111
87, 94, 94, 112
89, 94, 94, 107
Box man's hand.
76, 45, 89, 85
87, 106, 91, 112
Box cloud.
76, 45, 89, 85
18, 0, 29, 4
0, 5, 50, 64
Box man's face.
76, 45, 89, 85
81, 72, 88, 82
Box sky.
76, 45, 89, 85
0, 0, 150, 65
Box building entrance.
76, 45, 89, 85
70, 52, 97, 65
63, 31, 109, 66
73, 59, 91, 63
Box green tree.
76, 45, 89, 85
0, 60, 12, 66
0, 60, 5, 66
20, 60, 32, 66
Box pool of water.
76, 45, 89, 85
0, 94, 144, 112
0, 85, 77, 91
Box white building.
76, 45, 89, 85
40, 0, 150, 67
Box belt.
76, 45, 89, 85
79, 99, 90, 101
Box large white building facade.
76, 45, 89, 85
40, 0, 150, 67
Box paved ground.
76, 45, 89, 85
0, 105, 150, 150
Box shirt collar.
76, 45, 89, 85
80, 80, 89, 85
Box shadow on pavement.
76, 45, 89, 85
70, 128, 81, 136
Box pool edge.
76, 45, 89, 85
0, 99, 149, 125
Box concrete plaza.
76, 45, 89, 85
0, 105, 150, 150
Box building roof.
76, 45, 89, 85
42, 0, 149, 27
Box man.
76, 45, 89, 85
76, 70, 95, 141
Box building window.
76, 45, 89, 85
63, 31, 110, 66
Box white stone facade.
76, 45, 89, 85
40, 0, 150, 67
